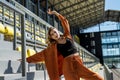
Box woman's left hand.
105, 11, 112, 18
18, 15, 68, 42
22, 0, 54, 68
47, 9, 58, 15
17, 59, 22, 62
47, 9, 53, 14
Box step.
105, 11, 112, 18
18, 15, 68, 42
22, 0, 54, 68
0, 34, 4, 41
0, 40, 13, 50
0, 71, 49, 80
0, 50, 21, 61
0, 60, 24, 74
0, 61, 38, 74
27, 71, 49, 80
0, 73, 23, 80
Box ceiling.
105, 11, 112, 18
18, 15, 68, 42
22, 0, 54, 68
105, 10, 120, 22
48, 0, 105, 29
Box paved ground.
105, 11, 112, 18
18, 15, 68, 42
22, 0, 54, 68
111, 69, 120, 80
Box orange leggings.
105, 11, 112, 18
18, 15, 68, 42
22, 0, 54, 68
62, 55, 104, 80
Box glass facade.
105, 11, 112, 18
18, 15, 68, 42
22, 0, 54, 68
82, 21, 120, 68
82, 21, 120, 33
101, 31, 120, 68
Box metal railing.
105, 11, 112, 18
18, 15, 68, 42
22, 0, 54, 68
104, 64, 113, 80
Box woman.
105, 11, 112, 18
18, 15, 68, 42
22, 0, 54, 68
26, 9, 104, 80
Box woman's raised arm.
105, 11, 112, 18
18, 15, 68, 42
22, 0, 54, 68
47, 9, 72, 39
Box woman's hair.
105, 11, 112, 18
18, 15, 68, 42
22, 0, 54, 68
47, 27, 57, 44
47, 27, 64, 45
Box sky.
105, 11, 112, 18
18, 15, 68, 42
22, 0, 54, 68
105, 0, 120, 10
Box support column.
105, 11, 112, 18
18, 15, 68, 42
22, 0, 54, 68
51, 6, 55, 27
24, 0, 29, 8
98, 22, 101, 32
46, 0, 48, 22
37, 0, 40, 16
13, 12, 16, 50
21, 14, 27, 78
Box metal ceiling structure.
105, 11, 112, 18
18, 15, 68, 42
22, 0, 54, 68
48, 0, 105, 29
105, 10, 120, 22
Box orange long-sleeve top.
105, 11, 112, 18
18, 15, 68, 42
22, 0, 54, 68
26, 14, 72, 80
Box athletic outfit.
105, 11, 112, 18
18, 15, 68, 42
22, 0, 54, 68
57, 38, 77, 58
57, 38, 103, 80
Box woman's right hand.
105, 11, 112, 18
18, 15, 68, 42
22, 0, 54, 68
17, 59, 22, 62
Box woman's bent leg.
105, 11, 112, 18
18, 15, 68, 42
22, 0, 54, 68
74, 56, 104, 80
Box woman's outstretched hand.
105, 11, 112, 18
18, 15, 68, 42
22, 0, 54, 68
47, 9, 53, 14
17, 59, 22, 62
47, 9, 55, 15
47, 9, 59, 16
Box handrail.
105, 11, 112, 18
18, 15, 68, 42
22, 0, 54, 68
10, 0, 52, 28
75, 42, 100, 61
0, 0, 27, 79
0, 0, 24, 15
104, 64, 113, 80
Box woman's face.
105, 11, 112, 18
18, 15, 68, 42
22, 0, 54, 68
49, 28, 60, 40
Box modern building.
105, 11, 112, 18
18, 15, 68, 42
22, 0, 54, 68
78, 29, 120, 68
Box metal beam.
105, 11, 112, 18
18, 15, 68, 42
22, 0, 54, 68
68, 6, 103, 22
67, 1, 104, 28
52, 0, 68, 7
71, 17, 103, 28
59, 2, 70, 15
72, 14, 103, 25
0, 0, 24, 14
11, 0, 52, 28
63, 0, 103, 16
58, 0, 88, 12
69, 10, 104, 27
71, 15, 103, 27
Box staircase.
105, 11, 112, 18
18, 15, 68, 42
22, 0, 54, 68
0, 40, 49, 80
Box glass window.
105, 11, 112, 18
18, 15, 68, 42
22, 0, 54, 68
113, 44, 118, 48
118, 31, 120, 36
118, 36, 120, 42
108, 45, 112, 48
91, 40, 95, 46
102, 45, 107, 48
112, 32, 117, 36
102, 37, 118, 43
105, 48, 119, 56
101, 33, 106, 37
85, 34, 88, 37
90, 33, 94, 37
91, 49, 96, 54
109, 37, 118, 43
102, 48, 108, 56
106, 32, 111, 36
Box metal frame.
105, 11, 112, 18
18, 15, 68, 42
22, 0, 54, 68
49, 0, 105, 28
0, 0, 27, 78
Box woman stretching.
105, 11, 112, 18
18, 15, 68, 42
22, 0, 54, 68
25, 9, 104, 80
